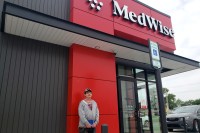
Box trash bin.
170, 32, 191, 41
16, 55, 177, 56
101, 124, 108, 133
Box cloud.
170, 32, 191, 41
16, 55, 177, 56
162, 69, 200, 101
139, 0, 200, 101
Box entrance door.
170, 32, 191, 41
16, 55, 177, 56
118, 77, 141, 133
117, 65, 163, 133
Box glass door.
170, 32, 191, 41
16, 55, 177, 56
137, 80, 151, 133
117, 65, 162, 133
118, 77, 141, 133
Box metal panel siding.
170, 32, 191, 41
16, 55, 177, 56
0, 33, 68, 133
5, 0, 70, 20
0, 0, 3, 31
0, 35, 13, 132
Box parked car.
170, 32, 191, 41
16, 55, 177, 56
166, 105, 200, 132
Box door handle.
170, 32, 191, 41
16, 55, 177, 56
134, 109, 140, 118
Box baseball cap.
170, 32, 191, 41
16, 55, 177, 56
84, 88, 92, 94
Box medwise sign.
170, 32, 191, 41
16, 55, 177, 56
112, 0, 174, 38
71, 0, 176, 52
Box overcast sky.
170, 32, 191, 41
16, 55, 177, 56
138, 0, 200, 101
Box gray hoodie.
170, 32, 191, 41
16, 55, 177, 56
78, 100, 99, 127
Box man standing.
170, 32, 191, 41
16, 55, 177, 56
78, 88, 99, 133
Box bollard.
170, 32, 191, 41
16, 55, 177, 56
198, 119, 200, 133
183, 117, 187, 133
101, 124, 108, 133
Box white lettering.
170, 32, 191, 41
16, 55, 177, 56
112, 0, 174, 38
169, 29, 174, 37
129, 12, 137, 23
163, 26, 169, 36
158, 21, 164, 34
113, 0, 129, 20
137, 13, 146, 26
145, 15, 159, 31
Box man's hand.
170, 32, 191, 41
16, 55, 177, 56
92, 123, 97, 128
86, 123, 91, 128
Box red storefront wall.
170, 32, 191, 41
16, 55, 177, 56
66, 44, 119, 133
70, 0, 176, 52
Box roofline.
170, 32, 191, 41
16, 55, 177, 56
1, 2, 200, 68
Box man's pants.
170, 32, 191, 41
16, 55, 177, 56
79, 128, 96, 133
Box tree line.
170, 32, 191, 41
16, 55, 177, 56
163, 88, 200, 110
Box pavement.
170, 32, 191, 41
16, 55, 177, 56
142, 129, 199, 133
168, 129, 199, 133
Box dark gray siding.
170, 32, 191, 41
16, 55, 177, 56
0, 33, 68, 133
0, 0, 4, 31
4, 0, 70, 20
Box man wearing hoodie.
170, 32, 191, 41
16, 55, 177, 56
78, 88, 99, 133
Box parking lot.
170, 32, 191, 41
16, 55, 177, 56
167, 127, 200, 133
169, 129, 199, 133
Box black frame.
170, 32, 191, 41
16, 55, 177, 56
116, 60, 167, 133
117, 75, 142, 133
144, 71, 155, 133
155, 69, 168, 133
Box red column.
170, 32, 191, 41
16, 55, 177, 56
66, 44, 119, 133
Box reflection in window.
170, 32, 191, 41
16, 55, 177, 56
136, 69, 145, 80
137, 80, 150, 131
121, 81, 135, 110
148, 83, 161, 133
118, 65, 134, 77
120, 81, 137, 133
147, 73, 156, 81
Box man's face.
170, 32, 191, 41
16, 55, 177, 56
85, 92, 92, 98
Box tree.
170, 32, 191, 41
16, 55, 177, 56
168, 93, 177, 109
181, 99, 200, 106
162, 88, 169, 111
181, 100, 194, 106
162, 88, 177, 110
162, 88, 200, 110
176, 99, 184, 107
162, 88, 169, 96
192, 99, 200, 105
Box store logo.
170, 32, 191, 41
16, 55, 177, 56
112, 0, 174, 38
87, 0, 103, 11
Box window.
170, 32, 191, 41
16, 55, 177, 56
118, 65, 134, 77
136, 69, 145, 80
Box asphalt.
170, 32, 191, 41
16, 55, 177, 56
168, 129, 199, 133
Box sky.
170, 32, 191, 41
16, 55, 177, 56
138, 0, 200, 101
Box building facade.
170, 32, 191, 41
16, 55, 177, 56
0, 0, 199, 133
